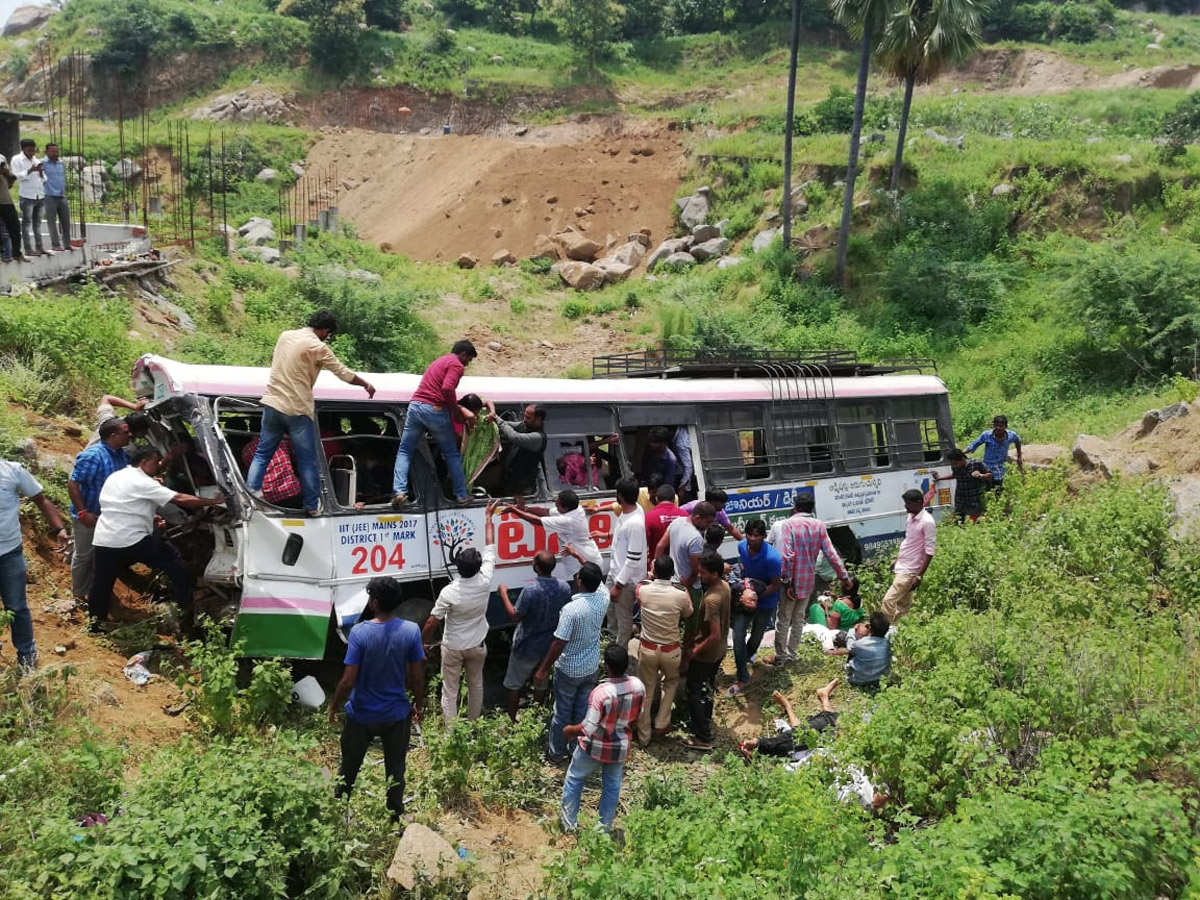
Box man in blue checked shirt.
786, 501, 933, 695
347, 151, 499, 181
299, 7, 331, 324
67, 418, 132, 601
965, 415, 1023, 492
41, 143, 71, 252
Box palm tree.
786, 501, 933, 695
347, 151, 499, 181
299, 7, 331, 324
877, 0, 985, 191
782, 0, 803, 249
831, 0, 895, 286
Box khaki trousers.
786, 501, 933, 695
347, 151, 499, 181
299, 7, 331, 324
441, 644, 486, 721
882, 573, 920, 622
635, 643, 681, 743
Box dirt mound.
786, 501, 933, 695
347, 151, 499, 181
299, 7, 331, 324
303, 121, 687, 264
942, 47, 1200, 94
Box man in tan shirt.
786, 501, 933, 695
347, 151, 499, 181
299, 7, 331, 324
633, 554, 692, 745
247, 310, 375, 515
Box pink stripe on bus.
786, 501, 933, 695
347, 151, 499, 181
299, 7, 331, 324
241, 595, 330, 614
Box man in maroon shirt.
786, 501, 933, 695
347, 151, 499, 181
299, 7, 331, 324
393, 340, 477, 507
644, 483, 686, 574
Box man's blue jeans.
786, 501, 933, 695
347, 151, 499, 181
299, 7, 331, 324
561, 745, 624, 832
548, 668, 596, 760
393, 401, 468, 501
0, 546, 35, 661
731, 606, 776, 683
247, 406, 322, 512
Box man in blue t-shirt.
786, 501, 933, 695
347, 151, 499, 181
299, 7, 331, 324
728, 518, 783, 693
330, 576, 426, 822
499, 549, 572, 720
965, 415, 1023, 491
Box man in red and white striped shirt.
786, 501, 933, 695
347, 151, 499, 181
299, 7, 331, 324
560, 643, 645, 833
774, 493, 852, 663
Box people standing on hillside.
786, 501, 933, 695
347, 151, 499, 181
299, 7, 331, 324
497, 403, 548, 499
644, 484, 685, 569
499, 550, 571, 721
504, 490, 602, 585
11, 139, 45, 257
606, 477, 647, 646
772, 494, 852, 664
392, 339, 477, 509
728, 518, 782, 695
633, 555, 692, 746
41, 143, 71, 252
329, 576, 425, 823
682, 551, 730, 752
68, 418, 133, 603
536, 561, 609, 763
560, 643, 645, 834
88, 445, 225, 630
0, 457, 68, 674
934, 448, 992, 522
681, 489, 744, 542
0, 156, 24, 261
880, 489, 936, 623
248, 312, 376, 517
422, 500, 500, 722
966, 415, 1022, 493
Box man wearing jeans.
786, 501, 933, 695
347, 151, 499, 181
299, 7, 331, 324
536, 561, 608, 762
330, 576, 425, 822
41, 143, 71, 251
248, 311, 376, 516
392, 339, 477, 508
728, 518, 782, 693
88, 446, 225, 629
560, 643, 645, 833
11, 139, 45, 256
0, 459, 68, 674
422, 501, 499, 721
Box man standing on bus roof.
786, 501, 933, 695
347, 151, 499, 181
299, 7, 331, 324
248, 311, 376, 517
881, 489, 936, 624
393, 339, 478, 509
772, 493, 852, 664
965, 415, 1022, 492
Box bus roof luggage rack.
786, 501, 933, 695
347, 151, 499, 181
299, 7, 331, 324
875, 357, 940, 375
592, 350, 936, 379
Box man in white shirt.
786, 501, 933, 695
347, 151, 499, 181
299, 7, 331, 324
504, 489, 602, 585
422, 500, 500, 721
11, 139, 45, 257
88, 445, 225, 630
607, 477, 646, 646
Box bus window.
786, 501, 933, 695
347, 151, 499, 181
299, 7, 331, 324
837, 402, 890, 471
541, 407, 618, 496
700, 406, 771, 483
891, 397, 944, 465
773, 402, 836, 477
218, 408, 306, 511
317, 406, 402, 508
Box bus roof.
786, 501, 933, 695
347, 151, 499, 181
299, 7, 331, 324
135, 354, 948, 405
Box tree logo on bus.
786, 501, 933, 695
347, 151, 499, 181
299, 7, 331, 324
431, 515, 476, 564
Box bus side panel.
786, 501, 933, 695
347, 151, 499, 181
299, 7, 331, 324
332, 511, 432, 631
232, 576, 330, 658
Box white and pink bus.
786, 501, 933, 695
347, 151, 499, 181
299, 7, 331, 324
132, 351, 955, 658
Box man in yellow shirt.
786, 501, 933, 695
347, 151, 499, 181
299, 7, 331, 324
247, 311, 375, 515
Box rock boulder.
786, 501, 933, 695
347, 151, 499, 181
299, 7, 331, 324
661, 251, 697, 269
595, 259, 634, 284
752, 229, 779, 253
455, 253, 478, 269
605, 240, 647, 269
691, 237, 730, 261
1072, 434, 1159, 478
555, 230, 603, 262
559, 261, 605, 290
386, 824, 460, 891
675, 186, 713, 229
2, 6, 54, 37
491, 248, 517, 266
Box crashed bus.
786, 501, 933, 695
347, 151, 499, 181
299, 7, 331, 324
132, 350, 955, 658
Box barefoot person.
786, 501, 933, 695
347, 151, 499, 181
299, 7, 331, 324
738, 680, 841, 760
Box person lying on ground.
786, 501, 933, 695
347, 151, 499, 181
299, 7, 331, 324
806, 579, 864, 630
739, 680, 840, 760
825, 611, 892, 688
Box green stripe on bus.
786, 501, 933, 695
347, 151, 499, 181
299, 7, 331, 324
232, 613, 327, 659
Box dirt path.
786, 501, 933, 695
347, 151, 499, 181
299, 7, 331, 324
304, 120, 687, 263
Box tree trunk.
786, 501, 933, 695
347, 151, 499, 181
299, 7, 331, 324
890, 71, 915, 192
782, 0, 802, 249
835, 23, 873, 287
